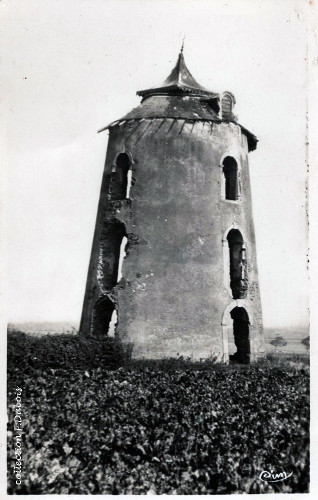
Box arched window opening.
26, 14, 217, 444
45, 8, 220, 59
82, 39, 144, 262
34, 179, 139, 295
222, 156, 238, 201
110, 153, 131, 200
229, 307, 250, 364
227, 229, 248, 299
92, 297, 115, 336
100, 222, 126, 289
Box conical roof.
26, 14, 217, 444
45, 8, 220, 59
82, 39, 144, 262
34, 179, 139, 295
137, 49, 217, 99
99, 48, 258, 151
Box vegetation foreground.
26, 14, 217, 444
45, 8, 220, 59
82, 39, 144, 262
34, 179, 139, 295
7, 331, 309, 494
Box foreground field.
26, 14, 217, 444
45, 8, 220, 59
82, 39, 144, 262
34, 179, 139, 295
7, 331, 309, 494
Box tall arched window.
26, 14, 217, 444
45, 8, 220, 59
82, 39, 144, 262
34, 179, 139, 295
110, 153, 131, 200
227, 229, 247, 299
222, 156, 238, 201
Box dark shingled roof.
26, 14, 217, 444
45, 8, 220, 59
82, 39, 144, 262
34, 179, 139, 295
116, 95, 220, 121
137, 50, 218, 99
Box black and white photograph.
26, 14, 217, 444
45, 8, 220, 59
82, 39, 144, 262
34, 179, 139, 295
3, 0, 316, 496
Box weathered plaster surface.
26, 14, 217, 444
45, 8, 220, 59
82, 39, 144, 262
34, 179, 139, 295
80, 118, 265, 360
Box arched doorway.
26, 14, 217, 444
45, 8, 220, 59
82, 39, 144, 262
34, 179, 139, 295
92, 297, 115, 336
229, 307, 250, 364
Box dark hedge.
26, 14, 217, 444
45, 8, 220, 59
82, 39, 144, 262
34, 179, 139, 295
7, 331, 309, 494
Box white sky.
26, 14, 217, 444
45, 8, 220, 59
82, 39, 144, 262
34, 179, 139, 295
2, 0, 311, 329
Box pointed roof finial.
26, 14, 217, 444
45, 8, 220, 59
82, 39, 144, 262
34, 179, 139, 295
181, 36, 185, 54
137, 42, 218, 99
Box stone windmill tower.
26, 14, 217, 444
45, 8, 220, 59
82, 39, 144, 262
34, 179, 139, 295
80, 47, 265, 363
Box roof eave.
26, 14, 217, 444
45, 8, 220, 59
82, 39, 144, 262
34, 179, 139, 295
239, 124, 258, 152
97, 117, 258, 152
137, 85, 218, 99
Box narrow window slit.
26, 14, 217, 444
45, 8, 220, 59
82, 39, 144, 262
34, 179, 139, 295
100, 221, 126, 289
117, 236, 128, 282
108, 309, 117, 337
126, 170, 132, 199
